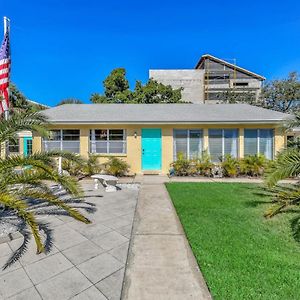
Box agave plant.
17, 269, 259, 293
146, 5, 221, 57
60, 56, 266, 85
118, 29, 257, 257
0, 110, 92, 269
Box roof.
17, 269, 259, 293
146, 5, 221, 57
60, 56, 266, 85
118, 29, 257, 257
42, 104, 291, 125
27, 99, 50, 108
195, 54, 266, 80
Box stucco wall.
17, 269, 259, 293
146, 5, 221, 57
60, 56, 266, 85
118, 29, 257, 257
33, 124, 286, 175
149, 70, 205, 104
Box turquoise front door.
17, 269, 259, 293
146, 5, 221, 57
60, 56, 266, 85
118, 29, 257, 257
23, 137, 32, 157
142, 129, 162, 170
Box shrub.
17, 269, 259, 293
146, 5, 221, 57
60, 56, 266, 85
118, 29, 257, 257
172, 156, 190, 176
62, 154, 102, 177
82, 154, 102, 176
196, 151, 214, 177
221, 154, 240, 177
62, 158, 82, 177
104, 157, 130, 177
240, 154, 268, 177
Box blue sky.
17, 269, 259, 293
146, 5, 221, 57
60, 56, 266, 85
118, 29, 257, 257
2, 0, 300, 106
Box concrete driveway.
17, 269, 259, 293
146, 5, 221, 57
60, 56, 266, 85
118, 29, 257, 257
0, 181, 138, 300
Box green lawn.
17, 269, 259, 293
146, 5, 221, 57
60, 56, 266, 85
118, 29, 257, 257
166, 183, 300, 300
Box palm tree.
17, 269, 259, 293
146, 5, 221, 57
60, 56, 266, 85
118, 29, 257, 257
264, 113, 300, 218
0, 110, 92, 269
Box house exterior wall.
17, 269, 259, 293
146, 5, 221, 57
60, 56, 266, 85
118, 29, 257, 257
33, 123, 286, 175
149, 70, 205, 104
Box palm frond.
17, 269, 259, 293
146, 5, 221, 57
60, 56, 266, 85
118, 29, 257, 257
265, 148, 300, 186
0, 193, 44, 254
264, 184, 300, 218
0, 110, 48, 143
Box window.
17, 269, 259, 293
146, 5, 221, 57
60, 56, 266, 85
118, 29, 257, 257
244, 129, 274, 159
43, 129, 80, 153
233, 82, 249, 87
208, 129, 238, 162
173, 129, 203, 160
90, 129, 126, 154
8, 139, 19, 153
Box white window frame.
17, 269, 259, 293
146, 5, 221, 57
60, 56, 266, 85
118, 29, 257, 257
90, 129, 127, 154
173, 129, 203, 160
43, 129, 80, 153
208, 129, 239, 160
244, 129, 274, 159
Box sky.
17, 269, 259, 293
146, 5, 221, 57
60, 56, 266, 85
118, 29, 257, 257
1, 0, 300, 106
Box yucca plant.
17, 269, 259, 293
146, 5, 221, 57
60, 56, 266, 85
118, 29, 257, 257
0, 110, 92, 269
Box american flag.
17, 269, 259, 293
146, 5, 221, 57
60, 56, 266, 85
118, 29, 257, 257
0, 29, 10, 115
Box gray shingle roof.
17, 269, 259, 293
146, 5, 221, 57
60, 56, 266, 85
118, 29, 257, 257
42, 104, 291, 124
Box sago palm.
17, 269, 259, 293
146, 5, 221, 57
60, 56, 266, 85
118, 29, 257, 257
0, 110, 92, 269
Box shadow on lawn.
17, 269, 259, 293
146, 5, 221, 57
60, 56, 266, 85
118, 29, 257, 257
243, 185, 300, 244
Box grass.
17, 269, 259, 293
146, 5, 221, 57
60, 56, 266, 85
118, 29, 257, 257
166, 183, 300, 300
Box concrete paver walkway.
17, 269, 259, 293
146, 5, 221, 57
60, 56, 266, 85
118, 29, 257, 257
0, 181, 138, 300
122, 175, 212, 300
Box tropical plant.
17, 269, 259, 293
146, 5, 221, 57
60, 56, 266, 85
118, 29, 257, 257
196, 150, 214, 176
0, 110, 92, 269
171, 153, 190, 176
103, 157, 130, 176
221, 154, 240, 177
240, 154, 268, 176
62, 154, 102, 178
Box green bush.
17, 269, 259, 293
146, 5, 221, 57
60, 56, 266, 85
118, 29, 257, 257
104, 157, 130, 177
172, 155, 190, 176
240, 154, 268, 177
221, 154, 240, 177
62, 154, 102, 177
62, 158, 83, 177
196, 151, 214, 177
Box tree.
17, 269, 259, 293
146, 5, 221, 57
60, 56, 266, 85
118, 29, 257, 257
261, 72, 300, 113
0, 110, 92, 269
9, 83, 46, 112
216, 88, 256, 104
90, 68, 183, 104
264, 115, 300, 220
218, 72, 300, 113
56, 98, 84, 106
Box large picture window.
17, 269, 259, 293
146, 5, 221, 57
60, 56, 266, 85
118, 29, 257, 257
173, 129, 203, 160
43, 129, 80, 153
244, 129, 274, 159
208, 129, 238, 162
90, 129, 126, 154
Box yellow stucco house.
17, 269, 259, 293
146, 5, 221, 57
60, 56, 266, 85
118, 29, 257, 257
32, 103, 290, 174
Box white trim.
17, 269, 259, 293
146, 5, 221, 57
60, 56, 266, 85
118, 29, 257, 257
196, 54, 266, 80
48, 120, 286, 125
